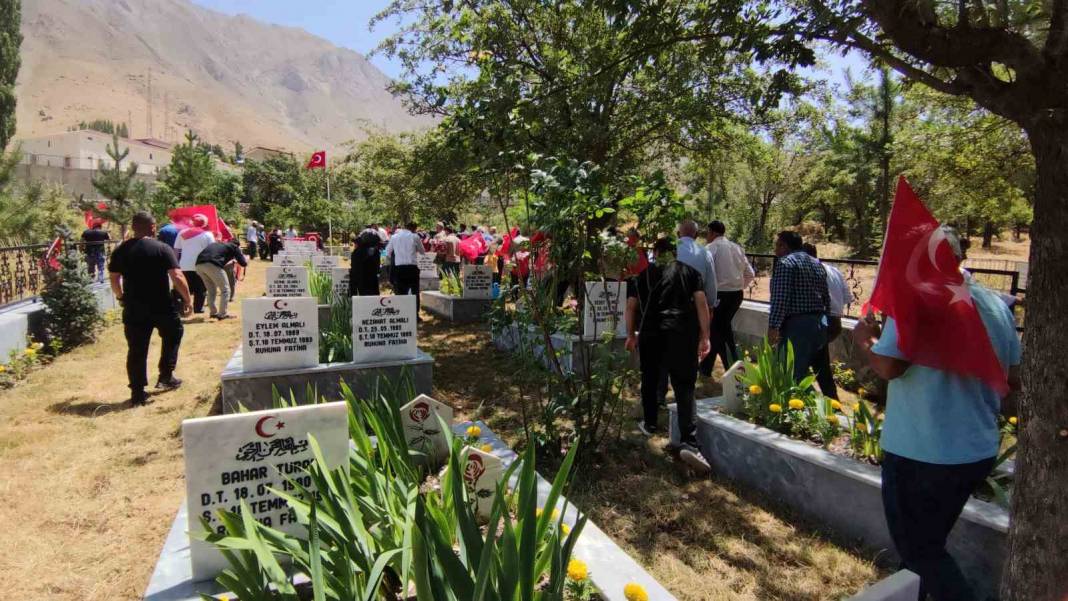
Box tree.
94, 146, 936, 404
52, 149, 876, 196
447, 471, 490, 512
798, 1, 1068, 596
157, 131, 217, 205
87, 133, 141, 237
41, 227, 103, 350
0, 0, 20, 151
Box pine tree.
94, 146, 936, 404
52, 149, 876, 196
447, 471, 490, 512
87, 132, 141, 236
157, 130, 216, 205
41, 227, 103, 350
0, 0, 22, 151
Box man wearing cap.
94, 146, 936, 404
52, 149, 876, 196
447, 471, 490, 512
174, 214, 215, 314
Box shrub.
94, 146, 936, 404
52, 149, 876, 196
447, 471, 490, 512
41, 230, 103, 350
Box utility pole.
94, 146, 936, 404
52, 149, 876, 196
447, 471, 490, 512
146, 69, 153, 138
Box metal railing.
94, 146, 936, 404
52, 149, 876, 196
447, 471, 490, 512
0, 241, 118, 308
743, 253, 1026, 330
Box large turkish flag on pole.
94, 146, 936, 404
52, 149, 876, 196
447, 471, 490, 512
866, 177, 1008, 394
306, 151, 326, 170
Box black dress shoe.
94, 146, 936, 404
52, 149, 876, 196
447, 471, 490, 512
155, 376, 183, 390
130, 391, 149, 406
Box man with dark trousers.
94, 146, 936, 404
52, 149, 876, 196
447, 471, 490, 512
625, 237, 712, 475
109, 212, 192, 406
701, 220, 754, 376
385, 221, 426, 317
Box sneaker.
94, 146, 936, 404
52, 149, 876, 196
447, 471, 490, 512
155, 376, 183, 391
637, 420, 658, 437
679, 443, 711, 475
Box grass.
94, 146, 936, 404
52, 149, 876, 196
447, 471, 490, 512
0, 260, 881, 601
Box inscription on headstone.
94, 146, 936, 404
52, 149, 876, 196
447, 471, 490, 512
352, 295, 418, 364
273, 253, 314, 267
417, 253, 439, 280
266, 266, 309, 297
462, 264, 493, 299
183, 402, 348, 580
721, 360, 746, 413
284, 240, 319, 254
241, 297, 319, 372
330, 267, 350, 299
312, 254, 340, 274
400, 394, 454, 465
461, 444, 506, 519
582, 281, 626, 339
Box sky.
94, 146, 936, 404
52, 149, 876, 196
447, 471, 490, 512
192, 0, 871, 88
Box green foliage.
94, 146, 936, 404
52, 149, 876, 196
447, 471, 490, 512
319, 295, 353, 364
846, 398, 884, 464
70, 119, 129, 138
0, 339, 52, 390
199, 382, 585, 600
0, 0, 20, 151
439, 269, 463, 297
86, 133, 143, 231
40, 229, 104, 350
0, 151, 83, 242
154, 131, 222, 205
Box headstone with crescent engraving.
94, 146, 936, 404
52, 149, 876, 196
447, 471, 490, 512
462, 264, 493, 299
284, 240, 319, 254
266, 266, 309, 297
272, 253, 313, 266
461, 445, 506, 520
582, 281, 627, 339
330, 267, 350, 299
400, 394, 454, 465
182, 401, 348, 580
312, 254, 340, 274
351, 295, 418, 364
241, 297, 319, 372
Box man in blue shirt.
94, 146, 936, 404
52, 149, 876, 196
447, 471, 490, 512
853, 229, 1021, 600
768, 231, 830, 380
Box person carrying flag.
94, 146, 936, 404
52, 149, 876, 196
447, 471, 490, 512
853, 179, 1021, 600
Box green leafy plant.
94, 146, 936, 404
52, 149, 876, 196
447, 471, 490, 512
847, 399, 884, 464
439, 269, 463, 297
41, 229, 104, 350
319, 295, 352, 364
0, 339, 50, 389
306, 262, 334, 305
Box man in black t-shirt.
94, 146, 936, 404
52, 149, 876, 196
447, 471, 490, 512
626, 237, 712, 474
81, 220, 111, 283
108, 212, 193, 406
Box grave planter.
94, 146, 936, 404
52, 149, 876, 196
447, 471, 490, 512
491, 321, 633, 376
420, 290, 493, 323
669, 398, 1007, 601
420, 276, 440, 291
219, 347, 435, 412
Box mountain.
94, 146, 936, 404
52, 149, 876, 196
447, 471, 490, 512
15, 0, 428, 152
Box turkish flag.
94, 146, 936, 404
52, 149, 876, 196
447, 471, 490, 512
458, 231, 487, 261
866, 177, 1008, 394
497, 227, 520, 257
168, 205, 232, 242
623, 231, 649, 277
306, 151, 326, 170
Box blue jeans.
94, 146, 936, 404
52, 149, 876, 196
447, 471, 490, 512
85, 253, 105, 282
881, 452, 994, 600
779, 313, 826, 381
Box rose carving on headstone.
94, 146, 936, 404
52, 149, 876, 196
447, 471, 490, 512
463, 454, 486, 487
409, 401, 430, 423
399, 395, 453, 466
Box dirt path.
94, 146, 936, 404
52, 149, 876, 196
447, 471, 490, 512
0, 260, 268, 601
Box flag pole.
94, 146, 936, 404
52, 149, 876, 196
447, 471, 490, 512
326, 156, 333, 244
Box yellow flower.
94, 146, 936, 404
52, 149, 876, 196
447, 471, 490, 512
827, 415, 838, 424
624, 583, 649, 601
853, 403, 861, 412
567, 559, 588, 582
24, 348, 36, 356
218, 596, 230, 601
858, 387, 868, 398
0, 365, 6, 373
748, 384, 763, 395
876, 413, 885, 421
769, 403, 782, 413
830, 400, 842, 411
561, 523, 571, 535
480, 443, 493, 453
536, 507, 543, 519
466, 424, 482, 438
31, 342, 44, 350
1008, 416, 1018, 426
788, 398, 805, 410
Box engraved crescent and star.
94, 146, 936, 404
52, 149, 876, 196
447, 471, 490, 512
255, 415, 285, 438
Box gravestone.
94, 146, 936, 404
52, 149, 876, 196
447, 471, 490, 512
417, 253, 439, 280
352, 294, 418, 364
462, 264, 494, 299
241, 297, 319, 373
720, 360, 746, 413
266, 266, 309, 297
582, 281, 626, 339
273, 253, 313, 267
330, 267, 350, 299
182, 401, 348, 580
400, 394, 454, 465
284, 240, 318, 254
461, 445, 506, 519
312, 255, 340, 274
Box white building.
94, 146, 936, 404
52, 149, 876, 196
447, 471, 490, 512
16, 130, 174, 175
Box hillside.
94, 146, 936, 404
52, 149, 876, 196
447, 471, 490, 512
14, 0, 428, 152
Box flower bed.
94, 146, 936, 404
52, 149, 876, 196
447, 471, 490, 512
145, 388, 677, 601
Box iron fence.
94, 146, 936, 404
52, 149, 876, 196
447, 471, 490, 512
0, 241, 117, 308
743, 253, 1026, 330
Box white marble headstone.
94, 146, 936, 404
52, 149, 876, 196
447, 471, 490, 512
182, 401, 348, 580
462, 264, 494, 299
417, 253, 439, 280
272, 253, 314, 267
266, 266, 309, 297
351, 294, 418, 364
330, 267, 350, 299
461, 445, 506, 520
241, 297, 320, 373
721, 360, 746, 413
400, 394, 454, 465
582, 281, 627, 339
284, 240, 319, 254
312, 255, 340, 274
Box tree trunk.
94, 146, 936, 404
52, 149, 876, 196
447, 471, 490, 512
1002, 124, 1068, 601
982, 221, 995, 249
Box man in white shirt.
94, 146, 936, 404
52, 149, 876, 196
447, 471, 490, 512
285, 226, 298, 239
702, 221, 754, 376
244, 222, 258, 260
174, 214, 215, 314
804, 243, 852, 399
385, 221, 426, 318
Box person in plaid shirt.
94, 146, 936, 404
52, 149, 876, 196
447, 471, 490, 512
768, 231, 831, 380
